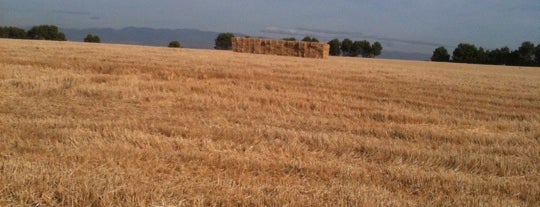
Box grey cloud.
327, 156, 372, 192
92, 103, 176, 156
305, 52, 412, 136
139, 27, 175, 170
261, 27, 339, 38
53, 10, 91, 16
261, 27, 365, 39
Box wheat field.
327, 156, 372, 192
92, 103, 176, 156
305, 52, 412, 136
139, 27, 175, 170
0, 39, 539, 206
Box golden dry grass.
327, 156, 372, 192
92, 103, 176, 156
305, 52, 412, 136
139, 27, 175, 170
0, 39, 539, 206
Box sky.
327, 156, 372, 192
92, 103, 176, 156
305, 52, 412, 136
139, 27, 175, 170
1, 0, 539, 54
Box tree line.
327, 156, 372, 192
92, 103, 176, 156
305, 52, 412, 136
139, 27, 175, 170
1, 24, 104, 43
214, 33, 383, 57
431, 41, 540, 66
327, 38, 382, 58
0, 25, 66, 41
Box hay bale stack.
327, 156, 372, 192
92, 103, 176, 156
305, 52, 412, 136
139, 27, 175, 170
232, 37, 329, 59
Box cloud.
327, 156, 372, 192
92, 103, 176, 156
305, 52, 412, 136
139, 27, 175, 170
261, 26, 362, 38
90, 16, 100, 20
261, 26, 449, 48
53, 10, 91, 16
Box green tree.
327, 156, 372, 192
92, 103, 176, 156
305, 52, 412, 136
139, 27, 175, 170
27, 25, 66, 41
535, 44, 540, 66
452, 43, 478, 63
518, 41, 535, 66
83, 34, 100, 43
349, 41, 360, 57
486, 48, 504, 65
431, 46, 450, 62
301, 36, 319, 42
328, 39, 341, 56
500, 46, 511, 65
340, 38, 353, 56
214, 33, 234, 50
348, 40, 371, 57
168, 40, 181, 48
506, 50, 521, 66
371, 41, 383, 57
0, 26, 27, 39
282, 37, 296, 41
477, 47, 488, 64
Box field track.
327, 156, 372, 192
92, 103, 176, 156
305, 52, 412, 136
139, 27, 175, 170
1, 39, 539, 206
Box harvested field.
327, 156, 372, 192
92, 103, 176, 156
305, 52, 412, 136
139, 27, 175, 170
232, 37, 329, 58
0, 39, 539, 206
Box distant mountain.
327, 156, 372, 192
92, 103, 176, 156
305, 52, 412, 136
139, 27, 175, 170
62, 27, 247, 49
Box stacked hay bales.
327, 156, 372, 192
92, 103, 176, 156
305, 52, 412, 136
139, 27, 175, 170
232, 37, 329, 59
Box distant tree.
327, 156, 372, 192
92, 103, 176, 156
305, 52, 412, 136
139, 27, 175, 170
341, 38, 353, 56
437, 41, 539, 66
431, 46, 450, 62
301, 36, 319, 42
360, 41, 372, 57
518, 41, 535, 66
500, 46, 511, 65
371, 41, 383, 57
349, 41, 361, 57
168, 40, 181, 48
354, 40, 372, 57
282, 37, 296, 41
486, 48, 504, 65
328, 38, 341, 56
535, 44, 540, 66
0, 26, 27, 39
506, 50, 521, 66
214, 33, 234, 50
477, 47, 488, 64
452, 43, 478, 63
27, 25, 66, 41
349, 41, 363, 57
83, 34, 100, 43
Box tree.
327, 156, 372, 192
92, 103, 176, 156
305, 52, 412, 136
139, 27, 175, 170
431, 47, 450, 62
27, 25, 66, 41
371, 42, 383, 57
500, 46, 511, 65
328, 39, 341, 56
486, 48, 503, 65
83, 34, 100, 43
0, 26, 27, 39
535, 44, 540, 66
352, 40, 371, 57
301, 36, 319, 42
452, 43, 478, 63
477, 47, 488, 64
168, 40, 181, 48
214, 33, 234, 50
506, 50, 521, 66
341, 38, 353, 56
282, 37, 296, 41
518, 41, 535, 66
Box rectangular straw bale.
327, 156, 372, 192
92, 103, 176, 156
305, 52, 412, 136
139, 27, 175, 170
232, 37, 329, 59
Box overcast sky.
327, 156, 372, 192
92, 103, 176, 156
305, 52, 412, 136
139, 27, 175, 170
1, 0, 539, 53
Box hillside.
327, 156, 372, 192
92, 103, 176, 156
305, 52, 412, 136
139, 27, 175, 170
0, 39, 539, 206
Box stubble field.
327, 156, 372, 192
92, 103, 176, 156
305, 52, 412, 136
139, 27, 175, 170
1, 39, 539, 206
